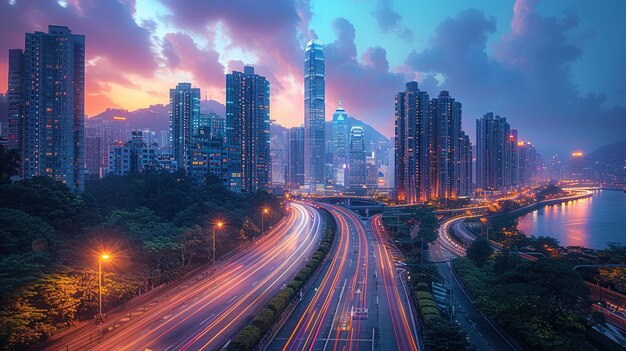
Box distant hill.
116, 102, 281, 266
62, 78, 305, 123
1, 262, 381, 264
324, 115, 390, 148
587, 139, 626, 163
89, 100, 225, 131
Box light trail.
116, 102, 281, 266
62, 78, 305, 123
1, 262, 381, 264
48, 202, 324, 351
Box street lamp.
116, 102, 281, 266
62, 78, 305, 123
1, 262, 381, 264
261, 207, 269, 235
98, 254, 110, 322
213, 221, 224, 272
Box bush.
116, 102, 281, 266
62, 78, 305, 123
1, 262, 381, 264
415, 291, 435, 300
228, 325, 262, 351
277, 287, 295, 301
421, 306, 441, 317
267, 296, 287, 314
227, 208, 337, 351
418, 299, 438, 309
251, 308, 275, 333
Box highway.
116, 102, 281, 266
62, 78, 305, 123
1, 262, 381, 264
45, 202, 323, 351
269, 204, 419, 351
430, 217, 517, 351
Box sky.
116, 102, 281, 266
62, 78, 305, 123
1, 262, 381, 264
0, 0, 624, 152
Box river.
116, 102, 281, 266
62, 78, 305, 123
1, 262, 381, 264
517, 189, 626, 249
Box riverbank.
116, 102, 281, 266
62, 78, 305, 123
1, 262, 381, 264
505, 188, 593, 217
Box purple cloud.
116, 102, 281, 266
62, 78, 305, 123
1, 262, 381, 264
406, 1, 625, 150
325, 18, 406, 136
371, 0, 414, 40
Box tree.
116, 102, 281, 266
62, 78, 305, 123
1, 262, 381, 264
466, 238, 493, 267
424, 316, 469, 351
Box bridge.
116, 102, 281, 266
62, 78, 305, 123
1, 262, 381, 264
315, 196, 386, 216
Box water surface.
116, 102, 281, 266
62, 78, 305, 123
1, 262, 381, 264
517, 189, 626, 249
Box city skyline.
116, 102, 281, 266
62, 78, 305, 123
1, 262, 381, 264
0, 0, 624, 152
0, 4, 625, 351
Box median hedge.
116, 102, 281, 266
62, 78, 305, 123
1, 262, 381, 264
226, 206, 337, 351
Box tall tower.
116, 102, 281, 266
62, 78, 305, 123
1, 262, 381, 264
304, 39, 326, 193
287, 126, 305, 190
7, 49, 24, 151
394, 82, 430, 204
226, 66, 271, 192
346, 126, 366, 194
19, 25, 85, 190
169, 82, 200, 170
430, 91, 462, 199
476, 113, 512, 191
331, 100, 348, 187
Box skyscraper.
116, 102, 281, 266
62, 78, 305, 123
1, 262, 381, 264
226, 66, 271, 192
287, 126, 305, 190
331, 100, 348, 187
395, 83, 473, 203
458, 131, 473, 196
430, 91, 462, 199
169, 83, 200, 170
346, 126, 366, 194
304, 39, 326, 193
394, 82, 430, 203
7, 49, 24, 151
476, 113, 512, 191
17, 26, 85, 190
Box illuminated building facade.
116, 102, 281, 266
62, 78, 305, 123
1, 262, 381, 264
169, 83, 200, 170
304, 39, 326, 193
331, 101, 348, 187
226, 66, 271, 192
346, 126, 366, 194
16, 26, 85, 190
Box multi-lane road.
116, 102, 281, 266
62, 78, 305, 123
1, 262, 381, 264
430, 217, 517, 351
45, 202, 323, 351
269, 204, 419, 351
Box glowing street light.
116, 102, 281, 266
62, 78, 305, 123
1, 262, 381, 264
212, 221, 224, 272
261, 207, 270, 235
98, 253, 110, 322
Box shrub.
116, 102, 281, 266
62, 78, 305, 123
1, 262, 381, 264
418, 299, 437, 309
415, 291, 434, 300
251, 308, 275, 333
228, 325, 261, 351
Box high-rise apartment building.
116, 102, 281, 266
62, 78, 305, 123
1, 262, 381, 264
394, 82, 430, 203
287, 126, 305, 190
304, 39, 326, 193
169, 83, 201, 170
331, 101, 348, 187
226, 66, 270, 192
458, 131, 473, 196
7, 49, 24, 151
15, 26, 85, 190
476, 113, 512, 191
430, 91, 463, 199
395, 83, 473, 203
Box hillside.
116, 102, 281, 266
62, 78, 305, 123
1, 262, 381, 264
89, 100, 225, 131
587, 139, 626, 163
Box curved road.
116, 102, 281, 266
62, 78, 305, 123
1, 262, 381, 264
269, 204, 419, 351
46, 202, 323, 351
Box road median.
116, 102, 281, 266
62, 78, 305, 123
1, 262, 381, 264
225, 206, 337, 351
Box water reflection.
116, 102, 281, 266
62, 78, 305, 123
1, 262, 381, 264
517, 190, 626, 249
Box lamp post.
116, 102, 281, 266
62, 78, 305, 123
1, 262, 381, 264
98, 254, 109, 320
261, 207, 269, 235
213, 221, 224, 272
